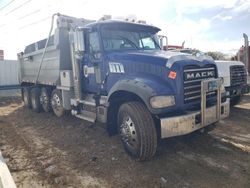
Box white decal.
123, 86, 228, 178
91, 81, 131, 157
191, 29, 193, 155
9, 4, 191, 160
83, 65, 95, 77
109, 62, 125, 73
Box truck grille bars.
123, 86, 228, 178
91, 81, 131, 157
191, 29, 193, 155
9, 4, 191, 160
183, 65, 216, 103
230, 65, 247, 86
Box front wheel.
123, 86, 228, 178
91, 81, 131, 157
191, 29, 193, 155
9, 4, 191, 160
230, 96, 241, 106
118, 102, 157, 161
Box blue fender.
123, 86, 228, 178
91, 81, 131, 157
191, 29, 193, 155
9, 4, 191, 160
107, 75, 175, 114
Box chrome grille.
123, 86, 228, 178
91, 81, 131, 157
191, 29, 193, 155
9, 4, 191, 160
183, 65, 216, 103
230, 65, 247, 86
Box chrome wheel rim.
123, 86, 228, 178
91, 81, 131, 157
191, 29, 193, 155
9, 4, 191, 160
51, 93, 61, 112
120, 116, 139, 151
40, 91, 48, 107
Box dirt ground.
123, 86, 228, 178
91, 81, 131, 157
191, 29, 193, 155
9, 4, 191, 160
0, 94, 250, 188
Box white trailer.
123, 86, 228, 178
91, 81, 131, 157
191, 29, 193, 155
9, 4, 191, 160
0, 60, 20, 90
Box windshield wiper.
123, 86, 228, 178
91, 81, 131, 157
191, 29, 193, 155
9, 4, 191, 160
118, 36, 139, 50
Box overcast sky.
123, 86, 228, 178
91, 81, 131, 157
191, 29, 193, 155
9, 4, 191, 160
0, 0, 249, 59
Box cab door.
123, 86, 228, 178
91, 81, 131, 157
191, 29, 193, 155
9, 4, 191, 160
83, 31, 104, 93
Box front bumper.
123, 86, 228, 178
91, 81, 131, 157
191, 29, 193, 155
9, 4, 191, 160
160, 99, 230, 138
225, 85, 250, 98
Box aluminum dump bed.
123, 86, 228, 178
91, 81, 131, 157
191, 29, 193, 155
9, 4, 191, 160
18, 28, 71, 85
18, 14, 94, 86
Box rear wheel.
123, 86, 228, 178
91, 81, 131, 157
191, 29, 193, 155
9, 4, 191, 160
40, 87, 52, 112
51, 89, 65, 117
23, 87, 32, 109
118, 102, 157, 161
31, 87, 42, 113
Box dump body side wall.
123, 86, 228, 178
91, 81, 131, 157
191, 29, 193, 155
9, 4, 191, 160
19, 28, 72, 85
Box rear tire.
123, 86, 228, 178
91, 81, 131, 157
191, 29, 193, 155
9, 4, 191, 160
40, 87, 52, 112
118, 102, 157, 161
51, 89, 65, 117
31, 87, 42, 113
23, 87, 32, 109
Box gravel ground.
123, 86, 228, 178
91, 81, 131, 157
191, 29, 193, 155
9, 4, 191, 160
0, 94, 250, 188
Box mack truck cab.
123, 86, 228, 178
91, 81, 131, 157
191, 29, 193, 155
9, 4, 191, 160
18, 14, 230, 161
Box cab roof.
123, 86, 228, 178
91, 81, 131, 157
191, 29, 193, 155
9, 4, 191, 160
85, 20, 161, 34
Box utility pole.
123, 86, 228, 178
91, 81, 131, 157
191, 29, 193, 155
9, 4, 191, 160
243, 33, 249, 73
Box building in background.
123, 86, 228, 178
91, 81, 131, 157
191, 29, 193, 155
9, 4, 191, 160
0, 56, 19, 90
0, 50, 4, 60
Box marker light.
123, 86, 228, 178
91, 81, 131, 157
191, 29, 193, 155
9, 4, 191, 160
168, 71, 177, 79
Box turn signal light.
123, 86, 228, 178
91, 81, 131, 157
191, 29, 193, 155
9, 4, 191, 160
168, 71, 177, 79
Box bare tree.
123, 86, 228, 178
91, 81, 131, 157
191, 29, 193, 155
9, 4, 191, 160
205, 51, 226, 60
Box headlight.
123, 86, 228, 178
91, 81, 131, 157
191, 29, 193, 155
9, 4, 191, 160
150, 95, 175, 108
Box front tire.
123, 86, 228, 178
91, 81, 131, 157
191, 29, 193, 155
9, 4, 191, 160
118, 102, 157, 161
230, 96, 241, 106
51, 89, 65, 117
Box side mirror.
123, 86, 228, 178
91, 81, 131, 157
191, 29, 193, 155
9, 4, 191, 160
158, 35, 168, 50
73, 28, 85, 52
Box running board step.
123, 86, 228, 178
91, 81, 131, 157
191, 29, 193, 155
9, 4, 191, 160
79, 95, 108, 107
80, 95, 96, 107
75, 111, 96, 123
80, 100, 96, 107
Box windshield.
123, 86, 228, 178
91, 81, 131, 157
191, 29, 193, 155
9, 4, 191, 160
101, 28, 160, 51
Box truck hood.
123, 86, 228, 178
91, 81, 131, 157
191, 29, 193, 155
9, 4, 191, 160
215, 60, 245, 77
106, 50, 213, 68
214, 60, 246, 87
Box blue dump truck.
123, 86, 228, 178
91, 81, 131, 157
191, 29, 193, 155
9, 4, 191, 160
18, 14, 230, 161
